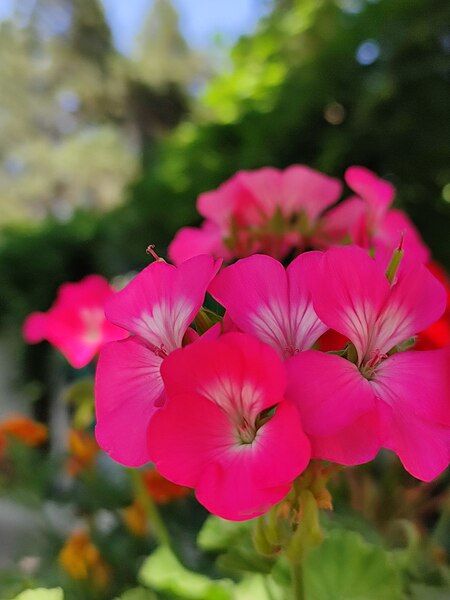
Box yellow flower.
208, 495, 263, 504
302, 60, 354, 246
122, 500, 148, 537
66, 429, 99, 476
59, 530, 110, 589
0, 415, 47, 455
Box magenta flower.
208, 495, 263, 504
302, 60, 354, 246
147, 332, 311, 520
319, 166, 429, 264
169, 166, 342, 264
286, 246, 449, 481
209, 252, 328, 359
95, 255, 221, 467
23, 275, 127, 368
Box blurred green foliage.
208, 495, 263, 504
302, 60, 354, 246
1, 0, 449, 338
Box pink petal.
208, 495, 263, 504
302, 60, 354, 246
370, 350, 450, 481
235, 168, 282, 222
195, 401, 309, 520
380, 403, 449, 482
281, 165, 342, 221
374, 208, 430, 268
310, 245, 390, 363
209, 255, 290, 357
371, 348, 450, 428
23, 312, 48, 343
147, 390, 237, 488
168, 222, 229, 265
345, 166, 395, 219
95, 337, 164, 467
106, 255, 221, 351
209, 254, 324, 358
286, 252, 328, 350
249, 400, 310, 488
373, 263, 447, 354
285, 350, 377, 436
195, 460, 292, 521
161, 332, 286, 415
315, 197, 367, 247
197, 177, 245, 225
310, 408, 381, 466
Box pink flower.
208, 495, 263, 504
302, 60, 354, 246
94, 255, 221, 467
169, 166, 342, 264
147, 332, 311, 520
23, 275, 127, 368
285, 246, 449, 481
209, 252, 328, 359
319, 166, 429, 264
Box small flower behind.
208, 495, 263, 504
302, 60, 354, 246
142, 468, 190, 504
23, 275, 128, 368
58, 530, 110, 589
169, 165, 342, 264
318, 166, 429, 264
0, 415, 47, 457
65, 429, 99, 477
122, 500, 148, 537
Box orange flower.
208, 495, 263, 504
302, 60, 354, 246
122, 500, 148, 537
66, 429, 99, 476
0, 415, 47, 452
142, 468, 190, 504
59, 530, 110, 589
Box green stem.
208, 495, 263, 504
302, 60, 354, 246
130, 469, 171, 547
290, 560, 305, 600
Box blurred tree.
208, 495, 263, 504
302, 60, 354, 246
0, 0, 449, 329
0, 1, 137, 224
127, 0, 208, 149
133, 0, 204, 89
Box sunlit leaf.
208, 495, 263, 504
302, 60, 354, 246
303, 529, 403, 600
139, 545, 232, 599
13, 589, 63, 600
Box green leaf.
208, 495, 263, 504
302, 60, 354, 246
197, 515, 253, 552
139, 546, 232, 599
13, 590, 64, 600
114, 588, 158, 600
303, 530, 404, 600
233, 575, 283, 600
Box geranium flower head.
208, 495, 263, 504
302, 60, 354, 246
23, 275, 127, 368
95, 254, 221, 467
169, 165, 341, 263
286, 245, 449, 481
147, 332, 311, 520
209, 252, 327, 359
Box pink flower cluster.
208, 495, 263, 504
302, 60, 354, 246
22, 164, 449, 522
94, 247, 449, 521
169, 165, 429, 267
